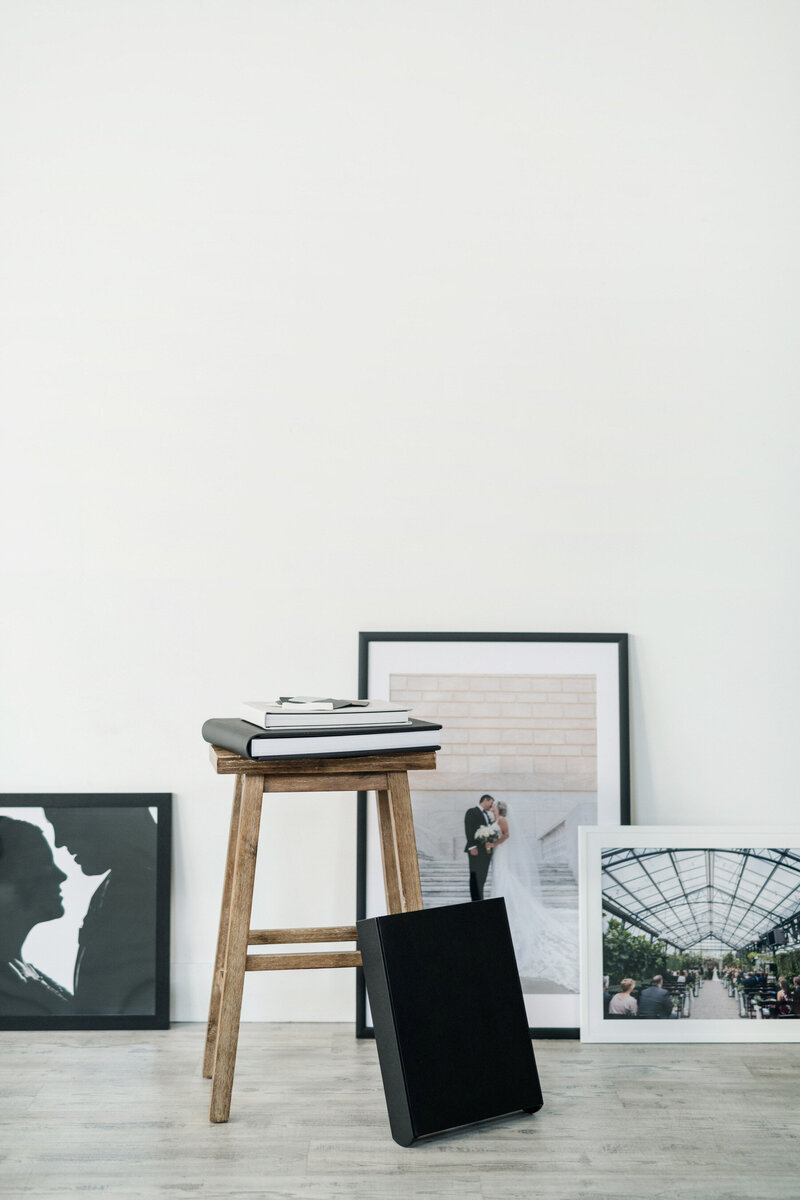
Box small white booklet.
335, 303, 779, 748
241, 699, 412, 729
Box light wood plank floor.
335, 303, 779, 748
1, 1024, 799, 1199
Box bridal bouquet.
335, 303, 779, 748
474, 822, 501, 850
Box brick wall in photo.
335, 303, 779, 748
390, 672, 597, 794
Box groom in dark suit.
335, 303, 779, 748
464, 794, 495, 901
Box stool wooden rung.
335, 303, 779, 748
203, 746, 436, 1123
246, 926, 362, 971
246, 951, 363, 971
248, 925, 358, 945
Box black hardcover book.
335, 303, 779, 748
357, 899, 543, 1146
201, 716, 441, 760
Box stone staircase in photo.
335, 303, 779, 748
418, 853, 579, 912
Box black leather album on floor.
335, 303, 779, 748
357, 898, 543, 1146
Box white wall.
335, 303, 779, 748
1, 1, 798, 1020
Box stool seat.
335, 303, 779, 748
209, 744, 436, 786
203, 743, 436, 1123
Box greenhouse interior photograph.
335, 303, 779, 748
601, 847, 800, 1022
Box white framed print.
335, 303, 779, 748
580, 826, 800, 1043
356, 631, 630, 1038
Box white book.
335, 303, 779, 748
241, 699, 412, 729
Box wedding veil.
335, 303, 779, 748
495, 802, 541, 901
493, 801, 579, 992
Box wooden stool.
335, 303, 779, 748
202, 745, 436, 1123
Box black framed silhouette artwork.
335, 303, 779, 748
0, 794, 171, 1029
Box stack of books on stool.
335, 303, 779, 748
202, 696, 441, 760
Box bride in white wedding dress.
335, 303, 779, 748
490, 800, 579, 993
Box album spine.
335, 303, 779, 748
356, 918, 416, 1147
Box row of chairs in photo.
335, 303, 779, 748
737, 983, 798, 1019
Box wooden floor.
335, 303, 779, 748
2, 1023, 799, 1198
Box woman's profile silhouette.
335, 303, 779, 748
0, 817, 71, 1016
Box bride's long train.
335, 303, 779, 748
491, 839, 579, 994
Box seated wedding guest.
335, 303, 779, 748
603, 976, 612, 1017
608, 978, 637, 1017
44, 805, 158, 1016
772, 978, 791, 1017
791, 976, 800, 1017
0, 817, 71, 1016
637, 975, 674, 1019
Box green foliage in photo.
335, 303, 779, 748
602, 918, 668, 986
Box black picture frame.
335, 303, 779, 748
0, 793, 171, 1030
356, 632, 630, 1039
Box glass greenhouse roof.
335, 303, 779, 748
601, 847, 800, 952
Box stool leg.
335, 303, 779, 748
209, 773, 263, 1123
385, 772, 423, 913
375, 789, 402, 913
203, 773, 243, 1079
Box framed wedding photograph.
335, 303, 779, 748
0, 794, 171, 1030
356, 631, 630, 1038
580, 826, 800, 1043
